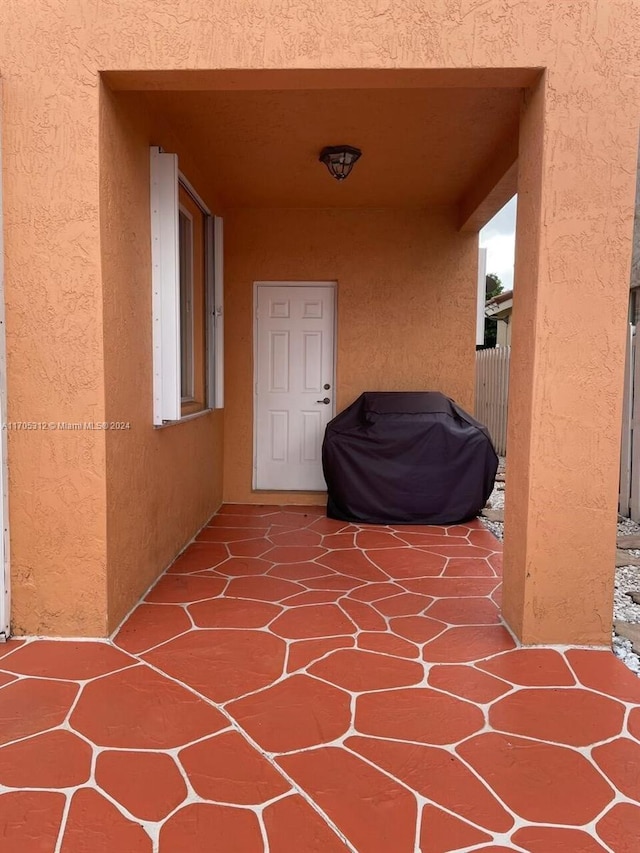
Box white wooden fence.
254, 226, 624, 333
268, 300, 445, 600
475, 347, 510, 456
474, 332, 640, 516
619, 324, 640, 519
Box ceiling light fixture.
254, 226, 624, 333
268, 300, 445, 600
319, 145, 362, 181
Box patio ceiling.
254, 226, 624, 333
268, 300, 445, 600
118, 85, 522, 216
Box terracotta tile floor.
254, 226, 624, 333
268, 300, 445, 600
1, 505, 640, 852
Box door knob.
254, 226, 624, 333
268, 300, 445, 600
323, 383, 331, 390
317, 397, 331, 404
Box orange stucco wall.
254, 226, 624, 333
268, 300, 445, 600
100, 89, 224, 633
503, 72, 638, 644
223, 208, 477, 504
0, 1, 638, 640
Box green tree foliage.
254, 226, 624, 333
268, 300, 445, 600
483, 273, 504, 347
485, 273, 503, 300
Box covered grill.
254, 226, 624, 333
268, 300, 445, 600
322, 391, 498, 525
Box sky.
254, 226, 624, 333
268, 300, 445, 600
479, 195, 517, 291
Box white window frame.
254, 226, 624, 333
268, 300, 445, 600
210, 215, 224, 410
150, 147, 224, 425
178, 204, 195, 403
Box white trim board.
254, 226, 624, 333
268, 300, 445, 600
150, 147, 181, 424
150, 147, 224, 422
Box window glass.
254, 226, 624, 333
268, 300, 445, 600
178, 184, 207, 415
179, 208, 194, 401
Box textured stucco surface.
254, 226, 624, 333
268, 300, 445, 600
631, 138, 640, 291
123, 87, 522, 210
504, 67, 639, 644
100, 89, 224, 634
0, 0, 638, 639
223, 208, 478, 505
0, 10, 109, 636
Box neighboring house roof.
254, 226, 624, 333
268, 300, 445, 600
485, 289, 513, 320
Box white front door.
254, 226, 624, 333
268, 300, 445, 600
255, 282, 336, 491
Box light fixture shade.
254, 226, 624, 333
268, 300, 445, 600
319, 145, 362, 181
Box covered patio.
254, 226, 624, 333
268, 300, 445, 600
0, 51, 633, 651
1, 507, 639, 852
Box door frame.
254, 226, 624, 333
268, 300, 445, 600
252, 281, 338, 491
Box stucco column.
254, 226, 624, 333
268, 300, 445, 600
2, 71, 108, 636
502, 73, 639, 645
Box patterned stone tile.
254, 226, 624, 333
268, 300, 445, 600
145, 573, 226, 603
458, 733, 615, 824
512, 825, 610, 852
390, 614, 447, 643
143, 628, 286, 703
263, 545, 329, 564
286, 636, 355, 672
427, 664, 511, 703
490, 687, 625, 746
348, 581, 405, 601
2, 505, 639, 851
113, 603, 192, 653
592, 737, 640, 801
566, 649, 640, 703
366, 547, 446, 578
443, 556, 496, 576
159, 803, 263, 852
197, 526, 270, 543
373, 592, 433, 616
315, 549, 387, 581
0, 639, 25, 659
419, 804, 492, 852
0, 730, 91, 788
355, 687, 484, 744
0, 678, 78, 745
95, 751, 187, 821
0, 670, 16, 688
423, 624, 516, 662
357, 631, 420, 659
1, 640, 134, 680
278, 747, 417, 853
270, 604, 357, 639
263, 794, 351, 852
61, 788, 152, 852
179, 730, 290, 804
70, 665, 227, 748
309, 648, 424, 691
478, 648, 576, 686
226, 539, 274, 557
403, 576, 500, 597
269, 529, 323, 547
0, 791, 65, 853
596, 802, 640, 853
339, 597, 387, 630
282, 589, 344, 605
426, 596, 501, 624
348, 736, 513, 832
166, 542, 229, 573
225, 574, 303, 601
187, 597, 281, 628
227, 675, 351, 752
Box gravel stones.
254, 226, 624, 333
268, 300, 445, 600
478, 459, 640, 677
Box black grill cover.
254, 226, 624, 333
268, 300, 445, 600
322, 391, 498, 525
